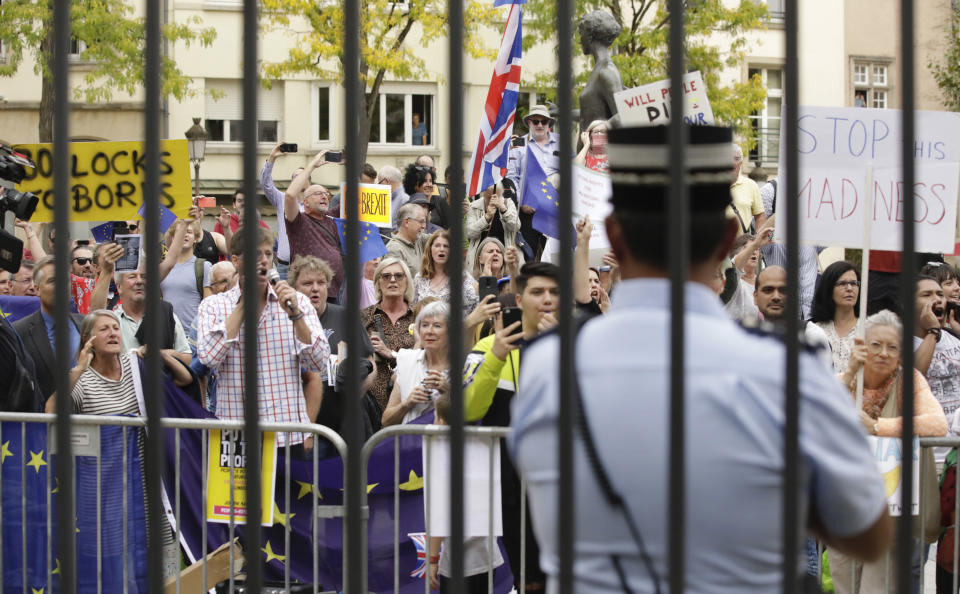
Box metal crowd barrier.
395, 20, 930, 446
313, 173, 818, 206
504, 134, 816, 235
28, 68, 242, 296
0, 413, 347, 593
360, 424, 515, 594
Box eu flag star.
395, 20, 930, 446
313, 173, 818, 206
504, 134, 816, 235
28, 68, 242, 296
398, 470, 423, 491
27, 450, 47, 474
0, 440, 12, 464
262, 540, 286, 564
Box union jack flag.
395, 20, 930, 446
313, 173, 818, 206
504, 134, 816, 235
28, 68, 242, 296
408, 532, 428, 578
466, 0, 524, 197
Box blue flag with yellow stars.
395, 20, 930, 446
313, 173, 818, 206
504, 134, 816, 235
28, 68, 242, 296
331, 217, 389, 263
0, 295, 42, 324
522, 146, 576, 245
1, 420, 148, 592
159, 371, 514, 592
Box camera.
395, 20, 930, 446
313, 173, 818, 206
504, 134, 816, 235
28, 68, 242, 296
0, 145, 38, 273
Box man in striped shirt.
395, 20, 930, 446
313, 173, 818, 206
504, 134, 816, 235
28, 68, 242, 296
196, 226, 330, 447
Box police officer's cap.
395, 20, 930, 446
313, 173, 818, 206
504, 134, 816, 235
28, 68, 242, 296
607, 125, 733, 214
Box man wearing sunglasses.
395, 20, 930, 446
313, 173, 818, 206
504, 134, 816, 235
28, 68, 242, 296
71, 244, 96, 279
506, 105, 560, 258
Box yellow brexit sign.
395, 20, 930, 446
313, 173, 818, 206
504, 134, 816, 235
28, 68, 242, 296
340, 182, 392, 227
12, 139, 193, 222
206, 429, 278, 526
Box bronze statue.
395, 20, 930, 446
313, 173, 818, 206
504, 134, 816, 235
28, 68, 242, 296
578, 10, 624, 139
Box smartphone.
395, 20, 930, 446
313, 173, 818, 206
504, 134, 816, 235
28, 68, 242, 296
947, 301, 960, 320
501, 306, 523, 332
325, 150, 343, 163
511, 136, 525, 147
598, 265, 611, 273
75, 239, 90, 247
374, 314, 387, 343
478, 276, 498, 302
279, 142, 298, 153
197, 196, 217, 208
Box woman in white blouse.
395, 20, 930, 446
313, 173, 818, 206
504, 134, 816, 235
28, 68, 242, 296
413, 230, 478, 318
810, 261, 861, 373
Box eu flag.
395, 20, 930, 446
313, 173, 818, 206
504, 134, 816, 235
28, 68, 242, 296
331, 217, 388, 263
522, 147, 575, 244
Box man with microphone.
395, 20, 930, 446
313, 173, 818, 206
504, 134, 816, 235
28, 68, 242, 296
196, 225, 330, 452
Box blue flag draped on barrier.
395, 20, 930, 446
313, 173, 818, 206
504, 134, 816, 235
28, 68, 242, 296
158, 364, 513, 592
1, 420, 149, 592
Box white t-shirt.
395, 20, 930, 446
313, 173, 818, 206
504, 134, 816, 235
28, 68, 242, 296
915, 331, 960, 462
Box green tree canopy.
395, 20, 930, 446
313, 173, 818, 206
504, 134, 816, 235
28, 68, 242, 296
259, 0, 499, 164
929, 5, 960, 111
0, 0, 216, 141
522, 0, 769, 141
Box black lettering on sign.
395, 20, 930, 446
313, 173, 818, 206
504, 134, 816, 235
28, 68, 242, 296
360, 190, 387, 216
116, 181, 137, 207
160, 182, 175, 208
37, 148, 53, 178
111, 151, 131, 175
70, 154, 89, 178
91, 152, 111, 176
94, 184, 114, 210
72, 184, 93, 213
160, 151, 173, 175
132, 150, 146, 176
17, 149, 37, 181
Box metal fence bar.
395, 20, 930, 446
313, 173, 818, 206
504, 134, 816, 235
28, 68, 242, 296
142, 0, 166, 585
782, 0, 801, 589
240, 0, 262, 586
51, 0, 75, 584
556, 0, 576, 589
97, 428, 103, 594
342, 0, 363, 588
122, 425, 128, 594
667, 0, 687, 590
394, 435, 400, 592
175, 428, 182, 593
897, 0, 917, 591
447, 0, 467, 586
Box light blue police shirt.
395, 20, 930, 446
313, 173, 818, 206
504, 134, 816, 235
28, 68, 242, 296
509, 278, 887, 594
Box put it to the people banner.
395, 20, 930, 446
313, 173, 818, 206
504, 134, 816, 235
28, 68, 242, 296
206, 429, 278, 526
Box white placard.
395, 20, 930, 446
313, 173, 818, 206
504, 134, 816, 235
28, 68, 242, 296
868, 436, 920, 517
614, 71, 714, 127
776, 106, 960, 252
571, 164, 613, 250
423, 432, 502, 538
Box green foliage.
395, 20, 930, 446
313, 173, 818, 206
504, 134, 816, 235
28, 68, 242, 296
0, 0, 216, 103
929, 6, 960, 111
259, 0, 498, 88
522, 0, 769, 140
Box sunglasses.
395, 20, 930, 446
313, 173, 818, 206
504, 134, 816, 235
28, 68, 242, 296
380, 272, 405, 282
528, 118, 550, 126
73, 257, 92, 265
127, 224, 139, 232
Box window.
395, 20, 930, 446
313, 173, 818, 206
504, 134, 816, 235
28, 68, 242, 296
852, 59, 892, 109
205, 79, 283, 143
853, 64, 868, 85
315, 86, 331, 143
747, 67, 782, 166
764, 0, 784, 23
366, 90, 434, 146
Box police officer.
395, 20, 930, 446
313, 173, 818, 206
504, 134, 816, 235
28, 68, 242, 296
509, 125, 892, 592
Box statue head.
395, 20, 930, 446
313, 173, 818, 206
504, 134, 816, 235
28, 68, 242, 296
578, 10, 621, 55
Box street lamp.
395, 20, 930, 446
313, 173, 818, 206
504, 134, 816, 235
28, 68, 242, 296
184, 117, 208, 196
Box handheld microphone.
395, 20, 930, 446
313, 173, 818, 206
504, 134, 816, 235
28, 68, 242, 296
266, 268, 294, 311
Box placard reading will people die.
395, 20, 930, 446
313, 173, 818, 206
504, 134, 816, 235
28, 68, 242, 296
775, 106, 960, 252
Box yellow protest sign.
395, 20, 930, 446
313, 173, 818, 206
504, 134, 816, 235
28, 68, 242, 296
12, 139, 193, 222
205, 429, 277, 526
340, 182, 392, 227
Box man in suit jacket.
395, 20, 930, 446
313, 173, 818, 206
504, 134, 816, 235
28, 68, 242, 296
13, 256, 85, 401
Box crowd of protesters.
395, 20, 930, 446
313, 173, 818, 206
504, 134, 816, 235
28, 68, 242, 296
3, 110, 960, 593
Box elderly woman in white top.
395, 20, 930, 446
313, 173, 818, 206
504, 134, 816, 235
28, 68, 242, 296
465, 183, 521, 275
381, 301, 451, 426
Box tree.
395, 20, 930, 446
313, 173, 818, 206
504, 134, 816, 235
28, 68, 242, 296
522, 0, 769, 143
259, 0, 499, 164
0, 0, 216, 142
929, 5, 960, 111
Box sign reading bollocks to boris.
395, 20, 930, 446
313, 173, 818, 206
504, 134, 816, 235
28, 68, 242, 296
12, 139, 193, 222
775, 106, 960, 253
613, 71, 715, 127
340, 182, 393, 227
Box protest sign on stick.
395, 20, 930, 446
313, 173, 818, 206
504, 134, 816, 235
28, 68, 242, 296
13, 139, 192, 222
775, 106, 960, 253
614, 71, 715, 127
339, 182, 392, 227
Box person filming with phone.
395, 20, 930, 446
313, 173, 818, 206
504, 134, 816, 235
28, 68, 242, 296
461, 261, 562, 593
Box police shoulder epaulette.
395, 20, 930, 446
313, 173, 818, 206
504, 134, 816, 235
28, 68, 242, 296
738, 317, 820, 354
525, 309, 599, 348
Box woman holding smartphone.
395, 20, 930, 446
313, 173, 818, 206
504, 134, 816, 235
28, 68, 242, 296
381, 301, 451, 426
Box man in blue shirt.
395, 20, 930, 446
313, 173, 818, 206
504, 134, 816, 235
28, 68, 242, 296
13, 255, 84, 401
412, 113, 428, 146
510, 125, 892, 593
506, 105, 560, 258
